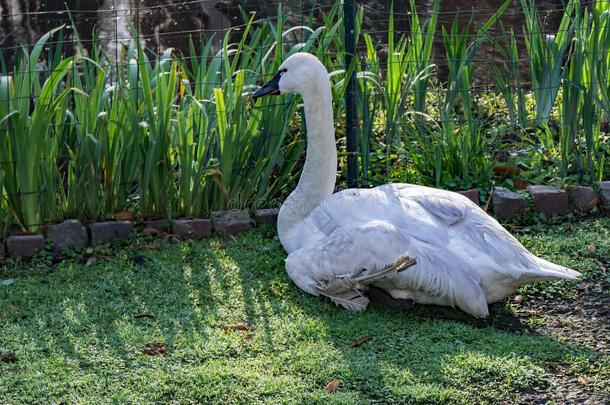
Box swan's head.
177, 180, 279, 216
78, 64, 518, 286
253, 53, 329, 101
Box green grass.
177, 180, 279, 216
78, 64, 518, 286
1, 220, 609, 404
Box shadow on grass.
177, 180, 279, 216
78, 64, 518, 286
0, 227, 604, 402
1, 243, 218, 376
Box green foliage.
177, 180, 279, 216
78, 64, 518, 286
1, 1, 610, 237
0, 8, 345, 233
521, 0, 577, 124
491, 26, 528, 129
0, 27, 74, 232
557, 1, 610, 181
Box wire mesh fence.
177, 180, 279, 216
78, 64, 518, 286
1, 0, 609, 236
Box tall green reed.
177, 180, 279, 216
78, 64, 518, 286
558, 1, 609, 180
0, 27, 76, 232
409, 0, 439, 118
491, 26, 529, 129
521, 0, 577, 124
433, 0, 510, 186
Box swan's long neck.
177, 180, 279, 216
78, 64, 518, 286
277, 76, 337, 252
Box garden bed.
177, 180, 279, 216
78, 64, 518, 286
3, 1, 610, 249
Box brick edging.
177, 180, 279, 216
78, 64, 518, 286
0, 181, 608, 259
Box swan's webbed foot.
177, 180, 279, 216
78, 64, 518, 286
367, 286, 415, 311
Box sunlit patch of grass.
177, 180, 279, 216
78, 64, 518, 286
1, 220, 608, 403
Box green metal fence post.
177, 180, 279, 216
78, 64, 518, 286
343, 0, 359, 188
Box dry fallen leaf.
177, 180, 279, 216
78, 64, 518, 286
351, 336, 372, 348
577, 376, 589, 385
0, 351, 17, 363
513, 295, 523, 305
143, 342, 167, 356
0, 305, 17, 319
507, 225, 524, 233
114, 211, 134, 221
493, 164, 521, 178
135, 243, 160, 251
513, 179, 531, 190
142, 227, 163, 236
134, 313, 156, 319
325, 379, 341, 394
220, 322, 252, 332
587, 244, 596, 254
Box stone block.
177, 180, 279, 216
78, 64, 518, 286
89, 221, 133, 245
597, 181, 610, 209
212, 210, 252, 237
457, 189, 479, 206
527, 185, 569, 217
569, 186, 599, 212
492, 187, 527, 220
172, 218, 212, 240
6, 235, 45, 258
254, 208, 280, 226
46, 219, 89, 253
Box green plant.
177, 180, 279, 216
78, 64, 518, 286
409, 0, 439, 118
432, 0, 510, 186
553, 1, 608, 180
491, 26, 529, 129
0, 27, 75, 232
1, 0, 610, 239
521, 0, 577, 124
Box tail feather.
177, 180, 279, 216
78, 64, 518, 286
521, 257, 581, 282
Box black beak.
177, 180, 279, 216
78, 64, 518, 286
252, 69, 283, 101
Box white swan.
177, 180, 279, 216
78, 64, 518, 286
253, 53, 580, 318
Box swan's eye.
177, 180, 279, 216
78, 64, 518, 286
279, 68, 288, 76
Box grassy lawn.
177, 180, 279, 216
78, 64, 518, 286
1, 219, 609, 404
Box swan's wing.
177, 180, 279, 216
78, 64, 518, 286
394, 185, 579, 282
403, 188, 530, 272
383, 243, 490, 318
409, 193, 469, 226
285, 219, 488, 317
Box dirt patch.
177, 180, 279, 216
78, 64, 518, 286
0, 351, 17, 363
143, 342, 167, 356
403, 275, 609, 403
515, 278, 610, 354
518, 358, 608, 404
513, 277, 609, 403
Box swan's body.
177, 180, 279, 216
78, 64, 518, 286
253, 53, 580, 318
